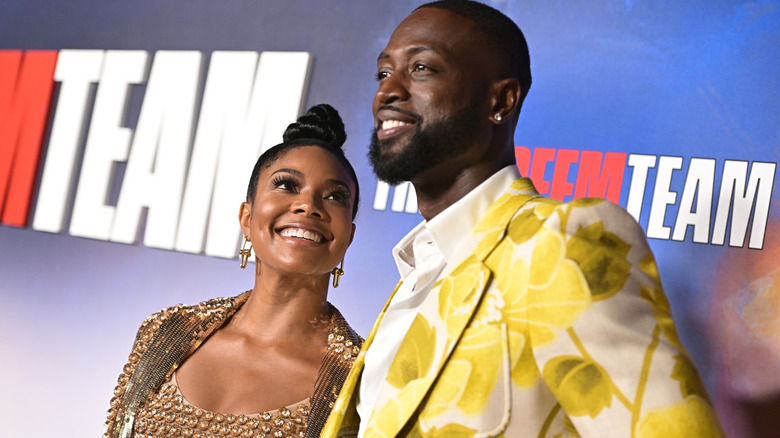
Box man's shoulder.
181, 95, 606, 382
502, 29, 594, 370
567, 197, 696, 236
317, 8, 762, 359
504, 195, 646, 243
513, 195, 636, 225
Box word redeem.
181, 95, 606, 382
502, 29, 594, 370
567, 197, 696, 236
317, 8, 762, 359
374, 148, 776, 250
1, 49, 311, 259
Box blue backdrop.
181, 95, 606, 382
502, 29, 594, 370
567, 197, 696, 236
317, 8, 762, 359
1, 1, 778, 436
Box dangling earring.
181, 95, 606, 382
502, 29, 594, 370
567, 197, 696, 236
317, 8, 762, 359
331, 259, 345, 288
239, 237, 252, 269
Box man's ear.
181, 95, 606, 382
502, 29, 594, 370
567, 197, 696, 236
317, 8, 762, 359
238, 202, 251, 238
490, 78, 522, 123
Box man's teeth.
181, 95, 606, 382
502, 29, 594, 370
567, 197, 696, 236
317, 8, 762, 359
280, 228, 323, 242
381, 120, 410, 130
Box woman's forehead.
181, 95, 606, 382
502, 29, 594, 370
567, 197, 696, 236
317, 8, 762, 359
263, 146, 352, 183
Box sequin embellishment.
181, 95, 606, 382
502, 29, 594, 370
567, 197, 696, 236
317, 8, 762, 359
134, 382, 309, 438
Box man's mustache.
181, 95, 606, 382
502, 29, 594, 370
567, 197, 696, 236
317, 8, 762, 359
375, 105, 423, 124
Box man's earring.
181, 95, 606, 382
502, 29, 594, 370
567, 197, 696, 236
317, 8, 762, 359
239, 237, 252, 269
331, 259, 345, 288
494, 113, 503, 121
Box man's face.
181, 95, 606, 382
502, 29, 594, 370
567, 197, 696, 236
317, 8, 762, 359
369, 7, 500, 185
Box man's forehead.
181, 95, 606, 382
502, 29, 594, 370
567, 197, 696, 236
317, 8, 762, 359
381, 8, 479, 57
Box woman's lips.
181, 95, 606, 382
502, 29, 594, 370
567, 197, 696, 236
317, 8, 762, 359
278, 227, 324, 243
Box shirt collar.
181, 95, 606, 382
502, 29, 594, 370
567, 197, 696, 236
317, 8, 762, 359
392, 165, 521, 276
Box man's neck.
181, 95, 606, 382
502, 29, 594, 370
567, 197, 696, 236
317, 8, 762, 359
413, 157, 513, 221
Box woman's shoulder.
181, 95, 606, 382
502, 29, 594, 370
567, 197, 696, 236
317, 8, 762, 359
327, 302, 364, 349
132, 291, 251, 342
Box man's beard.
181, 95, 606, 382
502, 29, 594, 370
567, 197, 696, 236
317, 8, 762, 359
368, 107, 479, 186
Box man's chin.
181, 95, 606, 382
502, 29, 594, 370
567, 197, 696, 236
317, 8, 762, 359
371, 156, 415, 186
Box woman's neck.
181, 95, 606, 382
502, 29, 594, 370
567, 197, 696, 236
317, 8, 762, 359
227, 270, 331, 343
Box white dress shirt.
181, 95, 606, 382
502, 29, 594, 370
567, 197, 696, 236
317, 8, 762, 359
356, 166, 521, 435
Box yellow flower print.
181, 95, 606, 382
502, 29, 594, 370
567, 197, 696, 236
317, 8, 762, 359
506, 207, 546, 246
366, 314, 436, 437
419, 360, 472, 420
670, 354, 710, 400
472, 183, 552, 258
367, 395, 405, 438
528, 227, 564, 286
474, 191, 525, 235
637, 395, 725, 438
639, 252, 661, 284
489, 226, 591, 347
640, 286, 684, 353
488, 239, 525, 294
509, 331, 539, 388
563, 414, 582, 437
386, 314, 437, 390
483, 242, 538, 388
543, 355, 616, 418
565, 221, 632, 301
421, 325, 504, 420
406, 422, 478, 437
438, 258, 489, 339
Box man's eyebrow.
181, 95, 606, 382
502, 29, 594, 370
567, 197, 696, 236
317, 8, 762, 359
377, 45, 438, 62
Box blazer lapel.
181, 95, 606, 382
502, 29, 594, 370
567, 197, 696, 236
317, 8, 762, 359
322, 281, 403, 436
366, 178, 540, 437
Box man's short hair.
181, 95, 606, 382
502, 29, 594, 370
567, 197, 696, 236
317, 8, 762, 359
416, 0, 532, 104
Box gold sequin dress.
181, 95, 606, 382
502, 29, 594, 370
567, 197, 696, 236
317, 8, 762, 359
104, 292, 362, 438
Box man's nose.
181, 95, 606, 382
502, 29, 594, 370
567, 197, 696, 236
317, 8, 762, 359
375, 72, 410, 105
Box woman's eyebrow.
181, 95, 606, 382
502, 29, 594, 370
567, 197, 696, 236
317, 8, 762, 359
328, 179, 352, 193
271, 168, 304, 177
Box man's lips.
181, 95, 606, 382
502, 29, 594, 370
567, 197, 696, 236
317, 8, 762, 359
376, 106, 419, 140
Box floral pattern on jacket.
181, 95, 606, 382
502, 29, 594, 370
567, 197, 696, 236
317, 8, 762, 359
322, 177, 724, 438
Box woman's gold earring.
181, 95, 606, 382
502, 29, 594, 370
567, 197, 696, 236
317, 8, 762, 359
239, 237, 252, 269
331, 259, 345, 288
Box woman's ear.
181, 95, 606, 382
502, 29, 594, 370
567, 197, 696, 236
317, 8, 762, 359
238, 202, 251, 238
348, 223, 356, 246
490, 77, 522, 123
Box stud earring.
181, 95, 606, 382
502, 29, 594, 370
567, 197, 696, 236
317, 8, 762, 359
239, 237, 252, 269
331, 259, 345, 288
494, 113, 503, 121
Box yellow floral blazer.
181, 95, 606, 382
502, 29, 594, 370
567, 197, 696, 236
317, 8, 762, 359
322, 178, 724, 438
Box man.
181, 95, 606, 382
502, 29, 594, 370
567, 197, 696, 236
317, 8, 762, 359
323, 1, 725, 437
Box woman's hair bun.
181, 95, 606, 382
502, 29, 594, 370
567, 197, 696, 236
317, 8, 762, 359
282, 103, 346, 150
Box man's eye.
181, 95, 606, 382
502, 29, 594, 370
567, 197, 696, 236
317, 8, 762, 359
412, 63, 432, 74
376, 71, 390, 81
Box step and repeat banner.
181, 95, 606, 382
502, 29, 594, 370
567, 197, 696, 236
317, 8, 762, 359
1, 1, 778, 436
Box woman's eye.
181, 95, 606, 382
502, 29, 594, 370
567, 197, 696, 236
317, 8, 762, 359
325, 190, 349, 204
272, 177, 298, 191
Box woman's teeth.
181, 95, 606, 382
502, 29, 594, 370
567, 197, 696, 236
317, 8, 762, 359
279, 228, 323, 242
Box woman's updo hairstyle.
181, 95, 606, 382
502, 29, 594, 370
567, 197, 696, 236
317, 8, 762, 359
245, 104, 360, 219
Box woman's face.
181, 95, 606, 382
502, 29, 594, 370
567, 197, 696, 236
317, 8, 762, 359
239, 146, 356, 278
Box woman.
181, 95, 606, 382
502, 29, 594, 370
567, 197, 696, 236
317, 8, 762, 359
104, 104, 363, 438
